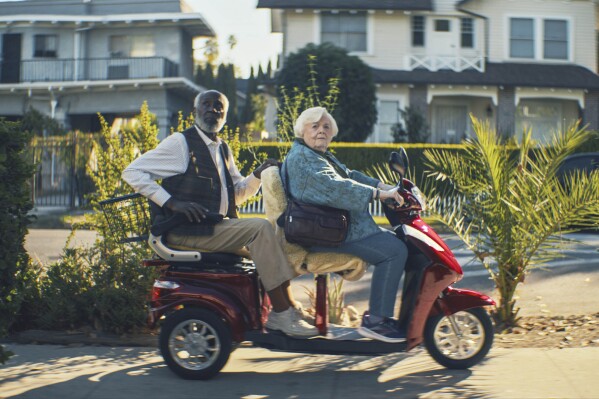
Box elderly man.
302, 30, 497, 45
122, 90, 316, 337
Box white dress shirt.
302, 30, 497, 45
122, 125, 261, 215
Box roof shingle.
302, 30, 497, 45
371, 63, 599, 90
257, 0, 433, 11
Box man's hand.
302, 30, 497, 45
252, 158, 279, 179
164, 198, 209, 223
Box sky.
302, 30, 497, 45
186, 0, 283, 78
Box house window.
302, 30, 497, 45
435, 19, 450, 32
461, 18, 474, 48
109, 35, 155, 57
411, 16, 425, 47
544, 19, 568, 60
34, 34, 58, 58
378, 101, 400, 141
510, 18, 534, 58
321, 12, 367, 52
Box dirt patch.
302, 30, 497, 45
494, 313, 599, 349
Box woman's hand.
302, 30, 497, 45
378, 187, 405, 207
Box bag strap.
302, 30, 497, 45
282, 159, 294, 201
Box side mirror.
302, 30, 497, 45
389, 148, 409, 177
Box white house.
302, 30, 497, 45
258, 0, 599, 143
0, 0, 214, 137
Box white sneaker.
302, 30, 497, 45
293, 302, 315, 325
265, 308, 318, 337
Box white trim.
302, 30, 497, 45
0, 77, 202, 93
427, 85, 498, 105
504, 14, 573, 63
515, 87, 585, 108
403, 224, 444, 252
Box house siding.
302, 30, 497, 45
285, 12, 317, 55
462, 0, 597, 72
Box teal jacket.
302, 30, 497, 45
282, 140, 381, 242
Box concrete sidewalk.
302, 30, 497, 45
1, 343, 599, 399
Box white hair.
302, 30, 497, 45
293, 107, 339, 138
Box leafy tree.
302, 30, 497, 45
392, 107, 430, 143
422, 117, 599, 328
240, 67, 258, 126
0, 119, 34, 363
275, 54, 340, 158
20, 107, 63, 136
277, 43, 377, 142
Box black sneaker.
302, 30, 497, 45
357, 313, 406, 343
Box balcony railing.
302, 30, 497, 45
404, 55, 485, 72
0, 57, 180, 84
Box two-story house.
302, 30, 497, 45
0, 0, 214, 137
258, 0, 599, 143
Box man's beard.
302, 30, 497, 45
197, 117, 225, 134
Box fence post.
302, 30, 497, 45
69, 131, 77, 209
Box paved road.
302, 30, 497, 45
2, 344, 599, 399
24, 229, 599, 317
9, 229, 598, 399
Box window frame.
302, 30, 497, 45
461, 18, 474, 48
33, 34, 58, 58
319, 11, 369, 54
411, 15, 426, 47
543, 19, 568, 60
506, 15, 572, 62
509, 17, 535, 59
109, 34, 156, 58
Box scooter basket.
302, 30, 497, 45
99, 193, 150, 244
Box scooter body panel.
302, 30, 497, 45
433, 286, 496, 317
149, 265, 262, 342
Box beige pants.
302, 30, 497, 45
167, 218, 296, 291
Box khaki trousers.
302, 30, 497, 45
167, 218, 296, 291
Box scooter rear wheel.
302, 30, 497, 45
159, 308, 232, 380
424, 307, 494, 369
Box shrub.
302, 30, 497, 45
0, 118, 35, 363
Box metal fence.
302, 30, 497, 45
30, 133, 97, 208
29, 134, 458, 217
5, 57, 179, 84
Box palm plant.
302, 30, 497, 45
422, 117, 599, 328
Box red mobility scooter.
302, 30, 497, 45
101, 149, 495, 380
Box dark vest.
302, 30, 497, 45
160, 127, 238, 236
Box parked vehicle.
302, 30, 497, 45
101, 149, 495, 380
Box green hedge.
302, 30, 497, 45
238, 142, 465, 180
239, 134, 599, 179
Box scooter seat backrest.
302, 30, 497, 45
261, 166, 367, 281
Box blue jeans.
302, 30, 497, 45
311, 229, 407, 318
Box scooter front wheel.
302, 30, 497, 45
159, 308, 232, 380
424, 307, 494, 369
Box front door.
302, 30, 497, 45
433, 105, 468, 143
1, 33, 22, 83
430, 19, 456, 70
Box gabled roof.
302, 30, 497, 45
257, 0, 433, 11
371, 63, 599, 90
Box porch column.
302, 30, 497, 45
583, 90, 599, 132
497, 86, 516, 138
409, 84, 429, 131
154, 109, 171, 140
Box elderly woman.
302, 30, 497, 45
282, 106, 408, 343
